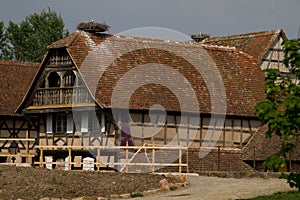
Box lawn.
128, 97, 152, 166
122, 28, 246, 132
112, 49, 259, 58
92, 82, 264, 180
239, 191, 300, 200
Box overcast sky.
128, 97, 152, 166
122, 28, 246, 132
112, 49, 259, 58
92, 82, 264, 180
0, 0, 299, 39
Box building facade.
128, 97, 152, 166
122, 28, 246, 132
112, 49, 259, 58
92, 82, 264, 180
0, 28, 295, 173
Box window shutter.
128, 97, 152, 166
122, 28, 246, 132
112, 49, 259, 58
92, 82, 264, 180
89, 112, 99, 132
67, 114, 74, 134
100, 113, 105, 133
46, 114, 53, 133
81, 112, 89, 133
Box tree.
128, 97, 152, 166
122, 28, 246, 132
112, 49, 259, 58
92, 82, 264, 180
4, 8, 68, 62
255, 38, 300, 189
0, 21, 11, 60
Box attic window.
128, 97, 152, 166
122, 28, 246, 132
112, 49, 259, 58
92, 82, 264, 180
77, 22, 110, 33
48, 72, 60, 88
63, 70, 76, 86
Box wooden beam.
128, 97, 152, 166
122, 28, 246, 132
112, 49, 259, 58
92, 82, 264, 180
26, 131, 29, 163
97, 148, 101, 171
34, 161, 187, 168
0, 138, 35, 141
248, 119, 253, 135
174, 115, 179, 145
186, 116, 190, 146
231, 119, 234, 148
186, 149, 189, 173
34, 145, 188, 150
222, 121, 226, 148
262, 59, 283, 63
40, 148, 44, 168
68, 148, 71, 171
200, 117, 203, 147
105, 120, 112, 146
125, 140, 128, 173
240, 119, 243, 147
0, 119, 3, 129
269, 48, 284, 52
0, 154, 35, 157
141, 113, 145, 145
152, 139, 155, 173
265, 48, 275, 69
179, 148, 182, 173
163, 117, 167, 145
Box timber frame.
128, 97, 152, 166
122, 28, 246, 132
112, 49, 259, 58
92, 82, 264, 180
1, 29, 296, 173
201, 29, 288, 72
0, 115, 39, 163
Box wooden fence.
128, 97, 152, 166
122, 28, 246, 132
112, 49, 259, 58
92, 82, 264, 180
0, 138, 36, 163
34, 144, 189, 173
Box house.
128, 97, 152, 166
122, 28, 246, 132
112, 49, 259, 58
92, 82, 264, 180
198, 30, 299, 171
0, 60, 39, 163
200, 29, 288, 72
0, 26, 295, 172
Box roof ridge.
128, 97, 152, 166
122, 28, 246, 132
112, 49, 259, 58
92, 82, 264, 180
65, 32, 80, 47
202, 44, 258, 63
111, 34, 197, 47
0, 60, 40, 68
203, 29, 282, 42
79, 30, 97, 49
113, 34, 181, 43
201, 44, 237, 51
47, 32, 79, 49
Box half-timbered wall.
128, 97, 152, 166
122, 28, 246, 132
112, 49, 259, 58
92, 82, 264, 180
37, 111, 107, 147
33, 109, 262, 151
106, 112, 261, 149
0, 116, 39, 163
25, 48, 97, 149
260, 36, 287, 72
21, 47, 265, 168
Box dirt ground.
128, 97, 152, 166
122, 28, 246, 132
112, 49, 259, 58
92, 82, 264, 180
0, 165, 296, 200
0, 165, 182, 200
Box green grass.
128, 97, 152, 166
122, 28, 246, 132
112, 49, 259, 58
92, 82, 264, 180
238, 191, 300, 200
130, 192, 144, 198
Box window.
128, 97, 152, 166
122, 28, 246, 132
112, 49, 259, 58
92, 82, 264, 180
63, 70, 76, 87
55, 114, 67, 134
46, 114, 53, 133
67, 115, 74, 133
80, 112, 101, 133
81, 112, 89, 133
46, 113, 74, 134
90, 113, 101, 133
48, 72, 60, 88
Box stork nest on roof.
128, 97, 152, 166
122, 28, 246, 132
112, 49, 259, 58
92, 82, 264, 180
191, 33, 210, 39
77, 22, 110, 33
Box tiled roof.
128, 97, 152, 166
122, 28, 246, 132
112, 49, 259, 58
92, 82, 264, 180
242, 124, 281, 160
203, 45, 266, 116
0, 60, 39, 116
48, 31, 266, 117
201, 29, 287, 63
47, 32, 79, 49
